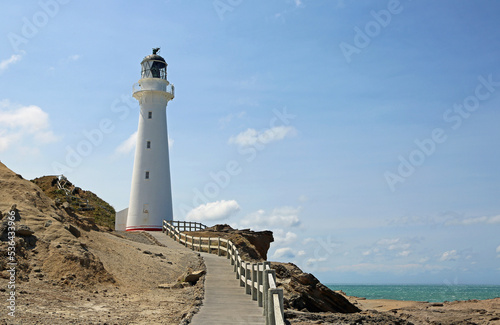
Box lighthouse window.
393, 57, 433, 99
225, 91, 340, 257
145, 171, 150, 179
148, 111, 152, 119
146, 141, 151, 149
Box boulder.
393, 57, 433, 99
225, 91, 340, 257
273, 262, 360, 314
16, 225, 35, 236
178, 269, 205, 284
64, 224, 81, 238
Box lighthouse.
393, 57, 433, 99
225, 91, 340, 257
126, 48, 175, 231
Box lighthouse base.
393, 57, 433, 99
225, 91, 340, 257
125, 226, 163, 232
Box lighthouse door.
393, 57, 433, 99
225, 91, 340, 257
142, 204, 149, 223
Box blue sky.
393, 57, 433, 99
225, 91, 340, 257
1, 0, 499, 285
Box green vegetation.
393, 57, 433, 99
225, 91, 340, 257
31, 176, 116, 229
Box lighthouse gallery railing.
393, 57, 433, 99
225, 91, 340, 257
162, 220, 285, 325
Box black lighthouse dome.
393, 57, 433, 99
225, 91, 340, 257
141, 48, 167, 80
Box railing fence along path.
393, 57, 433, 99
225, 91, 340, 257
162, 220, 285, 325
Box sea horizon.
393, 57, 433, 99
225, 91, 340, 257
326, 284, 500, 303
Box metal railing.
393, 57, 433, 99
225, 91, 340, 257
162, 220, 285, 325
132, 82, 175, 98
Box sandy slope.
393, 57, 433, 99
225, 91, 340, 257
1, 231, 205, 325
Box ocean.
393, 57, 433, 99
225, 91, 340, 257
326, 284, 500, 303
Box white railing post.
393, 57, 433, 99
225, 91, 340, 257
199, 237, 202, 252
257, 262, 264, 307
208, 237, 211, 254
252, 264, 258, 301
217, 237, 221, 256
267, 288, 283, 325
235, 253, 239, 278
267, 269, 277, 325
240, 261, 245, 287
245, 264, 251, 294
263, 268, 271, 318
274, 288, 285, 324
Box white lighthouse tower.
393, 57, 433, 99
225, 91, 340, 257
126, 48, 175, 231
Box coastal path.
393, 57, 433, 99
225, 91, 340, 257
152, 220, 286, 325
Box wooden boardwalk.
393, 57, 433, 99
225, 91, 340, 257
148, 232, 265, 324
190, 252, 265, 325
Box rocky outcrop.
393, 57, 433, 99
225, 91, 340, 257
32, 175, 116, 229
0, 161, 115, 287
272, 262, 360, 314
185, 224, 274, 261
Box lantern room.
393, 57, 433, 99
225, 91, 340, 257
140, 48, 167, 80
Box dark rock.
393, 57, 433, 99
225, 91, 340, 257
16, 224, 34, 236
273, 262, 360, 314
64, 224, 80, 238
187, 224, 274, 261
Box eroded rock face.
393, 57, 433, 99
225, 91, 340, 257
186, 224, 274, 261
272, 262, 360, 314
0, 161, 115, 287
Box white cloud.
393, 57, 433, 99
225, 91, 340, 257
114, 131, 173, 156
334, 263, 446, 274
302, 238, 315, 245
228, 125, 296, 148
361, 248, 379, 256
419, 257, 430, 263
240, 206, 301, 230
377, 238, 400, 246
218, 111, 246, 128
297, 250, 306, 257
440, 250, 460, 262
186, 200, 240, 222
67, 54, 81, 61
274, 230, 298, 246
0, 100, 58, 152
376, 238, 411, 253
0, 53, 24, 72
497, 245, 500, 253
115, 131, 137, 155
306, 257, 327, 266
273, 247, 296, 259
294, 0, 303, 7
298, 195, 308, 203
398, 250, 411, 257
446, 215, 500, 226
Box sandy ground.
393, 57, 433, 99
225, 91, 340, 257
353, 295, 500, 325
1, 231, 205, 325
